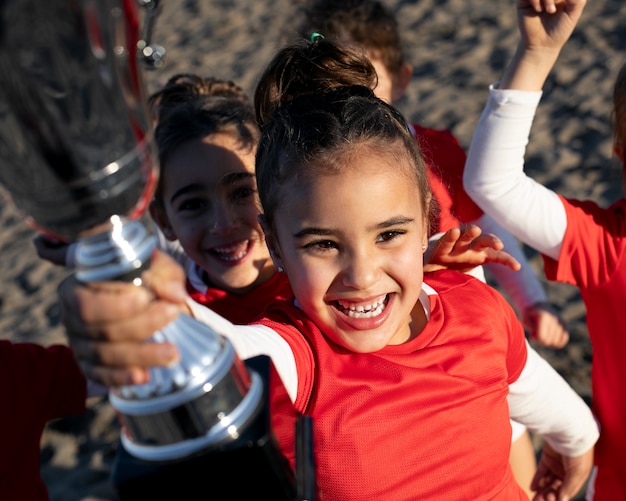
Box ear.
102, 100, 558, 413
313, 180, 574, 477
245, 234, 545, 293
149, 201, 177, 241
391, 63, 412, 102
257, 214, 285, 271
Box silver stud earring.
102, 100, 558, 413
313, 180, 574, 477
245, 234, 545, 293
421, 244, 427, 251
277, 266, 284, 273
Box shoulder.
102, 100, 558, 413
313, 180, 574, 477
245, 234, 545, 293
424, 270, 513, 310
561, 195, 626, 234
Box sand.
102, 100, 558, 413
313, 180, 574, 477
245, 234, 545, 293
0, 0, 624, 499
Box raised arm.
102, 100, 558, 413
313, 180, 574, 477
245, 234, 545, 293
463, 0, 586, 261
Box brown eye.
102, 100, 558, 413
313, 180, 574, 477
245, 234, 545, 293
377, 230, 404, 243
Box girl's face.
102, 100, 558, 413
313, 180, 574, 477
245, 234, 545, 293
154, 133, 274, 295
269, 145, 428, 352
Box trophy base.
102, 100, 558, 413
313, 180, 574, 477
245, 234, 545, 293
111, 356, 301, 500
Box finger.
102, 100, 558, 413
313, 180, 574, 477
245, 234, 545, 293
425, 228, 460, 259
70, 337, 179, 367
541, 0, 558, 14
63, 298, 181, 342
483, 248, 521, 270
451, 225, 482, 250
58, 273, 154, 317
72, 338, 179, 386
81, 361, 150, 387
467, 233, 504, 252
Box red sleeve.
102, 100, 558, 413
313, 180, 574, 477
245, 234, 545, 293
256, 302, 317, 414
0, 341, 86, 421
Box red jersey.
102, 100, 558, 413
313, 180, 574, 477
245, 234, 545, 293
258, 270, 527, 500
411, 124, 484, 233
0, 341, 86, 500
187, 266, 293, 324
543, 196, 626, 500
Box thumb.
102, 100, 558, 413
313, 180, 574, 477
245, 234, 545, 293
143, 249, 189, 304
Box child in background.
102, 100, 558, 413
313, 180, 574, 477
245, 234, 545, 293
147, 75, 293, 323
0, 341, 86, 500
59, 22, 598, 501
463, 0, 624, 498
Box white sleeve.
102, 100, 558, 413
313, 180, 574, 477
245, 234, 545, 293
476, 213, 548, 312
187, 299, 299, 403
508, 341, 599, 457
153, 222, 189, 267
463, 86, 567, 261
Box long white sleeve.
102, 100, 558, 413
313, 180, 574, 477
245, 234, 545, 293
187, 299, 299, 402
464, 86, 567, 261
508, 342, 598, 457
476, 213, 548, 312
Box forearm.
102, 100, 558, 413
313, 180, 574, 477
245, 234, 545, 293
508, 342, 598, 456
187, 299, 298, 402
500, 44, 561, 91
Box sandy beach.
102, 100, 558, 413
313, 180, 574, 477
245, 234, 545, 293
0, 0, 624, 499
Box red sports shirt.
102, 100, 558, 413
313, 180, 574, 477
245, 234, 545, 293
258, 270, 527, 500
543, 196, 626, 500
0, 341, 86, 500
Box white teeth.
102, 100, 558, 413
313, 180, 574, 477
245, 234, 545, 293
212, 241, 248, 261
216, 250, 247, 261
336, 296, 387, 318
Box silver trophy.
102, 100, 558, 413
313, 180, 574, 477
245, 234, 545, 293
0, 0, 264, 463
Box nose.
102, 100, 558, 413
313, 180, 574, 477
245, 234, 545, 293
341, 248, 379, 290
207, 202, 238, 234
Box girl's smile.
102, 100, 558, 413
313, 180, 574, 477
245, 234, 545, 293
208, 238, 254, 264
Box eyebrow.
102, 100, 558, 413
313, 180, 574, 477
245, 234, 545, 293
293, 216, 415, 238
218, 171, 255, 186
169, 172, 255, 205
170, 182, 205, 205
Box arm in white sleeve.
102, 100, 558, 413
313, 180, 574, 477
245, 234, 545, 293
508, 341, 598, 457
476, 213, 548, 312
464, 86, 567, 261
187, 299, 299, 403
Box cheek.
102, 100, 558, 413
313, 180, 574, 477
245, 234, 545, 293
391, 243, 425, 280
241, 205, 264, 232
164, 213, 200, 244
284, 257, 330, 304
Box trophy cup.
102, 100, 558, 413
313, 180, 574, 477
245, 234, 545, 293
0, 1, 302, 498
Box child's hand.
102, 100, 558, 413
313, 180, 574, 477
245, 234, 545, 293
425, 225, 521, 273
523, 302, 570, 349
500, 0, 586, 91
59, 250, 189, 387
519, 0, 586, 53
532, 441, 593, 501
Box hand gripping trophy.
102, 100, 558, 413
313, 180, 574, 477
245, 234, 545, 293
0, 1, 303, 498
